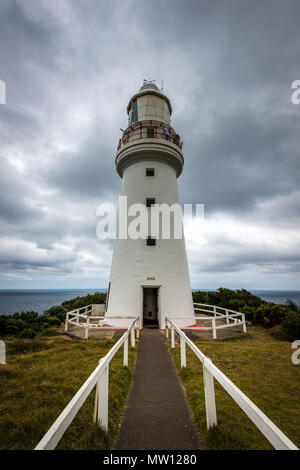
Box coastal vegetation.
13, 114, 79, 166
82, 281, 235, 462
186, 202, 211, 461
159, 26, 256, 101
170, 327, 300, 450
0, 335, 135, 450
0, 292, 106, 339
0, 289, 299, 450
0, 289, 299, 341
193, 288, 300, 341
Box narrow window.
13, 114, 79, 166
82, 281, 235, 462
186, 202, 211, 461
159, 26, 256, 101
147, 127, 154, 138
131, 100, 138, 124
146, 198, 155, 207
147, 237, 156, 246
146, 168, 155, 176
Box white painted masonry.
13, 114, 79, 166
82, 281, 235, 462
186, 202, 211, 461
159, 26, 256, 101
106, 82, 195, 328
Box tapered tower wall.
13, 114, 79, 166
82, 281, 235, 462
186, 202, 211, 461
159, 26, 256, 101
106, 159, 194, 327
106, 82, 195, 328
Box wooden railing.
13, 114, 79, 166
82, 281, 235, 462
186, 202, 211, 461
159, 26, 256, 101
117, 120, 183, 152
166, 318, 298, 450
65, 305, 138, 339
35, 317, 139, 450
192, 303, 247, 339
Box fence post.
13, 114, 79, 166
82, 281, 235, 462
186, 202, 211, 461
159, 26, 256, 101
180, 336, 186, 368
85, 317, 90, 339
123, 336, 128, 367
171, 325, 175, 349
203, 358, 217, 429
76, 311, 79, 324
242, 314, 247, 333
64, 313, 69, 333
93, 382, 99, 424
130, 325, 135, 348
225, 309, 229, 325
213, 306, 216, 317
212, 318, 217, 340
95, 361, 109, 431
165, 322, 169, 339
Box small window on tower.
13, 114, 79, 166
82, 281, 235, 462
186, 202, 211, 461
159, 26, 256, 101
146, 198, 155, 207
147, 127, 154, 138
147, 237, 156, 246
131, 100, 138, 124
146, 168, 155, 177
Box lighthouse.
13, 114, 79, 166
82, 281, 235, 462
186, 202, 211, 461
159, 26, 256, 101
106, 81, 195, 329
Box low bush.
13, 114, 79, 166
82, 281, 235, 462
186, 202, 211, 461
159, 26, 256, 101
192, 288, 300, 338
281, 311, 300, 341
0, 292, 106, 339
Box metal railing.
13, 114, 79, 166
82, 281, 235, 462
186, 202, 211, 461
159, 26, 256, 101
65, 306, 138, 339
192, 303, 247, 339
35, 317, 139, 450
166, 317, 298, 450
117, 121, 183, 152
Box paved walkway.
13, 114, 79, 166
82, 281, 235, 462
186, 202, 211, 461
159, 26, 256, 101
116, 329, 200, 450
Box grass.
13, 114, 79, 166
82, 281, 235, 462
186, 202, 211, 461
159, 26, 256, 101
170, 326, 300, 450
0, 334, 136, 450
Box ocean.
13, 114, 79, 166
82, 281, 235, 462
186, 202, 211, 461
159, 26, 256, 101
0, 289, 299, 316
0, 289, 106, 315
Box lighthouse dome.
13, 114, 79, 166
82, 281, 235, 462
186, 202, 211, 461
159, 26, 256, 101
139, 80, 160, 92
127, 80, 172, 126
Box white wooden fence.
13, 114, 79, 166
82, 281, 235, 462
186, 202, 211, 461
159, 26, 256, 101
166, 317, 298, 450
64, 305, 138, 339
193, 303, 247, 339
35, 317, 138, 450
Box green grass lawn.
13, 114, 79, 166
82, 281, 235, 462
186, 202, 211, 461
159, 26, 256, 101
170, 326, 300, 450
0, 335, 136, 450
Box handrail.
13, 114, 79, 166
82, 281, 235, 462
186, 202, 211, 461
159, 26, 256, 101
117, 121, 183, 152
66, 304, 93, 316
194, 303, 246, 316
192, 303, 247, 339
166, 317, 298, 450
65, 306, 139, 339
35, 317, 138, 450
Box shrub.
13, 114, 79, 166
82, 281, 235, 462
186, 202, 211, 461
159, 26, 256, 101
43, 305, 67, 322
192, 288, 263, 311
61, 292, 106, 311
0, 292, 106, 338
281, 312, 300, 341
192, 288, 299, 336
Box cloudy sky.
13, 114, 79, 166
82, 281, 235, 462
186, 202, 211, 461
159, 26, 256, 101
0, 0, 299, 290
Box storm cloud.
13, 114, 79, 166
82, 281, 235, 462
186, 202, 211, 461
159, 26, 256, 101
0, 0, 299, 289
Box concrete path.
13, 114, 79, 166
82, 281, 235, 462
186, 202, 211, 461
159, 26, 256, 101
116, 329, 200, 450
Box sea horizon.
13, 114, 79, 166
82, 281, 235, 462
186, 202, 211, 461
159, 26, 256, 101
0, 287, 299, 316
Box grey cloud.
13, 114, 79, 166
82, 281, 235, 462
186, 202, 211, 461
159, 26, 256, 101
45, 133, 120, 199
179, 107, 300, 213
0, 0, 299, 288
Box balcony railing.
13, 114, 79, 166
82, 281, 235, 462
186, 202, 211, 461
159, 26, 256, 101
117, 121, 183, 152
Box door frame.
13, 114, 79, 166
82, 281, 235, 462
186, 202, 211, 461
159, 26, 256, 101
140, 285, 161, 328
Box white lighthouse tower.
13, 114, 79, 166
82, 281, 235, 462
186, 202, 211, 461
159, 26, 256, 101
106, 81, 194, 329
